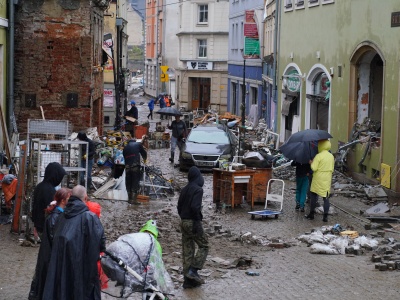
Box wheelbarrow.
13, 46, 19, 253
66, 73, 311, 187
248, 179, 285, 220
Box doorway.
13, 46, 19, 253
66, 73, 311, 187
191, 77, 211, 110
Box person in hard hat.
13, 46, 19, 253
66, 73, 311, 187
124, 101, 139, 137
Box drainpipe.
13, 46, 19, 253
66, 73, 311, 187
273, 0, 281, 133
7, 0, 15, 135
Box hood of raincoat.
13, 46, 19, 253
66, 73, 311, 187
318, 139, 331, 153
187, 166, 204, 187
43, 162, 67, 187
139, 220, 158, 239
77, 131, 89, 141
64, 196, 89, 219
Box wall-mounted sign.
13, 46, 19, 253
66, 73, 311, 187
245, 10, 255, 23
243, 10, 259, 59
284, 70, 301, 93
103, 89, 114, 107
244, 23, 258, 38
391, 11, 400, 27
244, 37, 260, 59
187, 61, 213, 70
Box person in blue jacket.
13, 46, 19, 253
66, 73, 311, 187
147, 98, 155, 120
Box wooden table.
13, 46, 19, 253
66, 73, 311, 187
212, 168, 256, 209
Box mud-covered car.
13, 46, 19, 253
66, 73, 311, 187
179, 124, 238, 171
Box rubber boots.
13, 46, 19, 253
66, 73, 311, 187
305, 212, 314, 220
323, 214, 328, 222
169, 151, 174, 163
186, 267, 205, 284
128, 192, 141, 205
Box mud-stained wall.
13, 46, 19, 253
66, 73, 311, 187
14, 0, 105, 137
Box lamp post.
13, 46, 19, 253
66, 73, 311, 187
239, 50, 246, 155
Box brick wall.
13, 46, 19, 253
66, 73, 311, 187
14, 1, 105, 138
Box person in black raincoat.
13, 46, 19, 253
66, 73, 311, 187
31, 162, 67, 237
43, 185, 106, 300
28, 188, 71, 300
123, 139, 147, 205
77, 131, 96, 189
124, 100, 139, 136
177, 166, 209, 288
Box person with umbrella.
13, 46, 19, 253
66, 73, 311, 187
168, 114, 187, 164
305, 139, 334, 222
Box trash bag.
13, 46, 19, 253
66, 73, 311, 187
101, 232, 173, 296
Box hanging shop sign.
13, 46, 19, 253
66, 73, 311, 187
187, 61, 213, 70
283, 70, 301, 93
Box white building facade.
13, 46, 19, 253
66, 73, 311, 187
170, 0, 229, 113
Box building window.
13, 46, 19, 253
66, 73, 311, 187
198, 5, 208, 24
295, 0, 305, 9
198, 39, 207, 58
284, 0, 293, 12
309, 0, 320, 7
322, 0, 334, 4
251, 87, 258, 105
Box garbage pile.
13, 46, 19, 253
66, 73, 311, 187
297, 225, 400, 271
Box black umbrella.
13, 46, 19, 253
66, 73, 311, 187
279, 141, 318, 164
285, 129, 332, 143
156, 107, 182, 116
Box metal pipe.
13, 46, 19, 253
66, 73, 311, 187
273, 0, 281, 132
7, 0, 15, 136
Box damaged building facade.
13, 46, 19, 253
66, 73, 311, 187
277, 0, 400, 194
13, 0, 111, 137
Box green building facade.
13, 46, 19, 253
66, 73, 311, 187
277, 0, 400, 194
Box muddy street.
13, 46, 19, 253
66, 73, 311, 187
0, 96, 399, 299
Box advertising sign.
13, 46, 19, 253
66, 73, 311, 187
186, 61, 213, 70
103, 89, 114, 107
285, 70, 301, 93
243, 10, 260, 59
244, 38, 260, 58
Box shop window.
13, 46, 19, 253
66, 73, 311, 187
198, 39, 207, 58
198, 5, 208, 24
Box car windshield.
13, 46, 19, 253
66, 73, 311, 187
188, 130, 230, 144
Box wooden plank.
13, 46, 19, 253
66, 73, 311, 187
125, 116, 137, 123
12, 144, 27, 234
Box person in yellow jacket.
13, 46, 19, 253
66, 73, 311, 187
305, 139, 334, 222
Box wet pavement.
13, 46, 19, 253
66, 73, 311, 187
0, 93, 399, 299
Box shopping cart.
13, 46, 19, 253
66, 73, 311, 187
248, 179, 285, 220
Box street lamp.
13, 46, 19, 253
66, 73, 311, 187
240, 49, 246, 155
